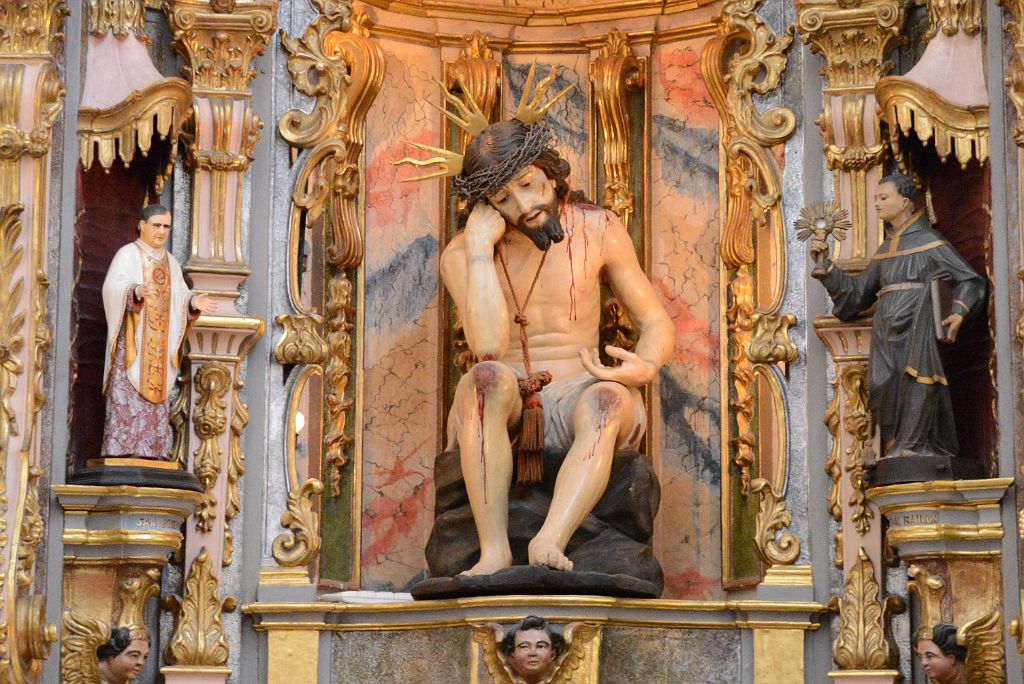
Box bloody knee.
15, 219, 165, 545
463, 360, 518, 402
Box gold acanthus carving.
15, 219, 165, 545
166, 547, 230, 667
444, 31, 501, 151
274, 314, 327, 365
223, 370, 247, 566
840, 364, 874, 536
924, 0, 982, 40
474, 621, 602, 684
192, 362, 231, 533
704, 0, 795, 502
87, 0, 145, 37
272, 478, 324, 567
590, 29, 644, 230
0, 0, 69, 57
170, 370, 191, 467
750, 478, 800, 566
165, 0, 277, 95
832, 548, 900, 670
1001, 0, 1024, 143
958, 611, 1006, 684
824, 373, 843, 565
14, 467, 42, 590
907, 564, 946, 629
747, 313, 798, 370
279, 6, 384, 500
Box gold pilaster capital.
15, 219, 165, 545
165, 0, 278, 96
0, 0, 69, 58
87, 0, 146, 37
795, 0, 905, 91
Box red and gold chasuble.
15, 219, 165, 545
124, 245, 172, 403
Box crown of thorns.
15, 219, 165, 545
392, 62, 572, 200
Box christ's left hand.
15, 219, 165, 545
579, 346, 658, 388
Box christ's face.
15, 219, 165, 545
916, 639, 957, 682
138, 212, 172, 250
98, 638, 149, 683
874, 181, 911, 223
487, 165, 564, 250
507, 628, 556, 681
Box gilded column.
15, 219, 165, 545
796, 0, 905, 264
163, 1, 274, 681
0, 3, 69, 681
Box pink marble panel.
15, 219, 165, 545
649, 39, 722, 599
361, 40, 442, 590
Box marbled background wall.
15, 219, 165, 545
357, 21, 723, 599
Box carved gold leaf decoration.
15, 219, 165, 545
116, 568, 161, 628
222, 370, 246, 567
599, 298, 638, 366
192, 362, 231, 533
841, 364, 874, 535
750, 477, 800, 566
274, 314, 327, 365
747, 313, 798, 369
833, 548, 898, 669
590, 29, 644, 230
907, 564, 946, 630
272, 478, 324, 567
0, 0, 69, 57
166, 547, 229, 667
14, 466, 43, 589
960, 610, 1006, 684
170, 368, 191, 468
445, 31, 501, 151
925, 0, 982, 40
824, 373, 843, 566
325, 275, 354, 496
60, 612, 110, 684
87, 0, 145, 37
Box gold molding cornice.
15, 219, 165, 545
590, 29, 644, 231
166, 547, 230, 667
360, 0, 711, 26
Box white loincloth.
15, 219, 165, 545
446, 371, 647, 452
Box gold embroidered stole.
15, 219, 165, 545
129, 245, 172, 403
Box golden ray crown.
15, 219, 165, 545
392, 62, 573, 188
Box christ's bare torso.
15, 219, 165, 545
445, 202, 610, 381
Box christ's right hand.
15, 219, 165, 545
465, 202, 506, 252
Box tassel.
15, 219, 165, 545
516, 371, 551, 486
517, 392, 544, 485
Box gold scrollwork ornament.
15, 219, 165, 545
272, 478, 324, 567
274, 314, 327, 365
192, 362, 231, 533
750, 478, 800, 566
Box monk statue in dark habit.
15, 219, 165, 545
809, 172, 986, 481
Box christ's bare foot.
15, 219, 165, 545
460, 549, 512, 576
528, 537, 574, 571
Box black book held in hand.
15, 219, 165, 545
931, 278, 954, 342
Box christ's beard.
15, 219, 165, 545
515, 197, 564, 251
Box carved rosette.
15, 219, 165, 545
275, 1, 384, 580
166, 547, 230, 667
704, 0, 798, 584
590, 29, 644, 230
192, 362, 231, 533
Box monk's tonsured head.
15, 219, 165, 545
138, 204, 172, 251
